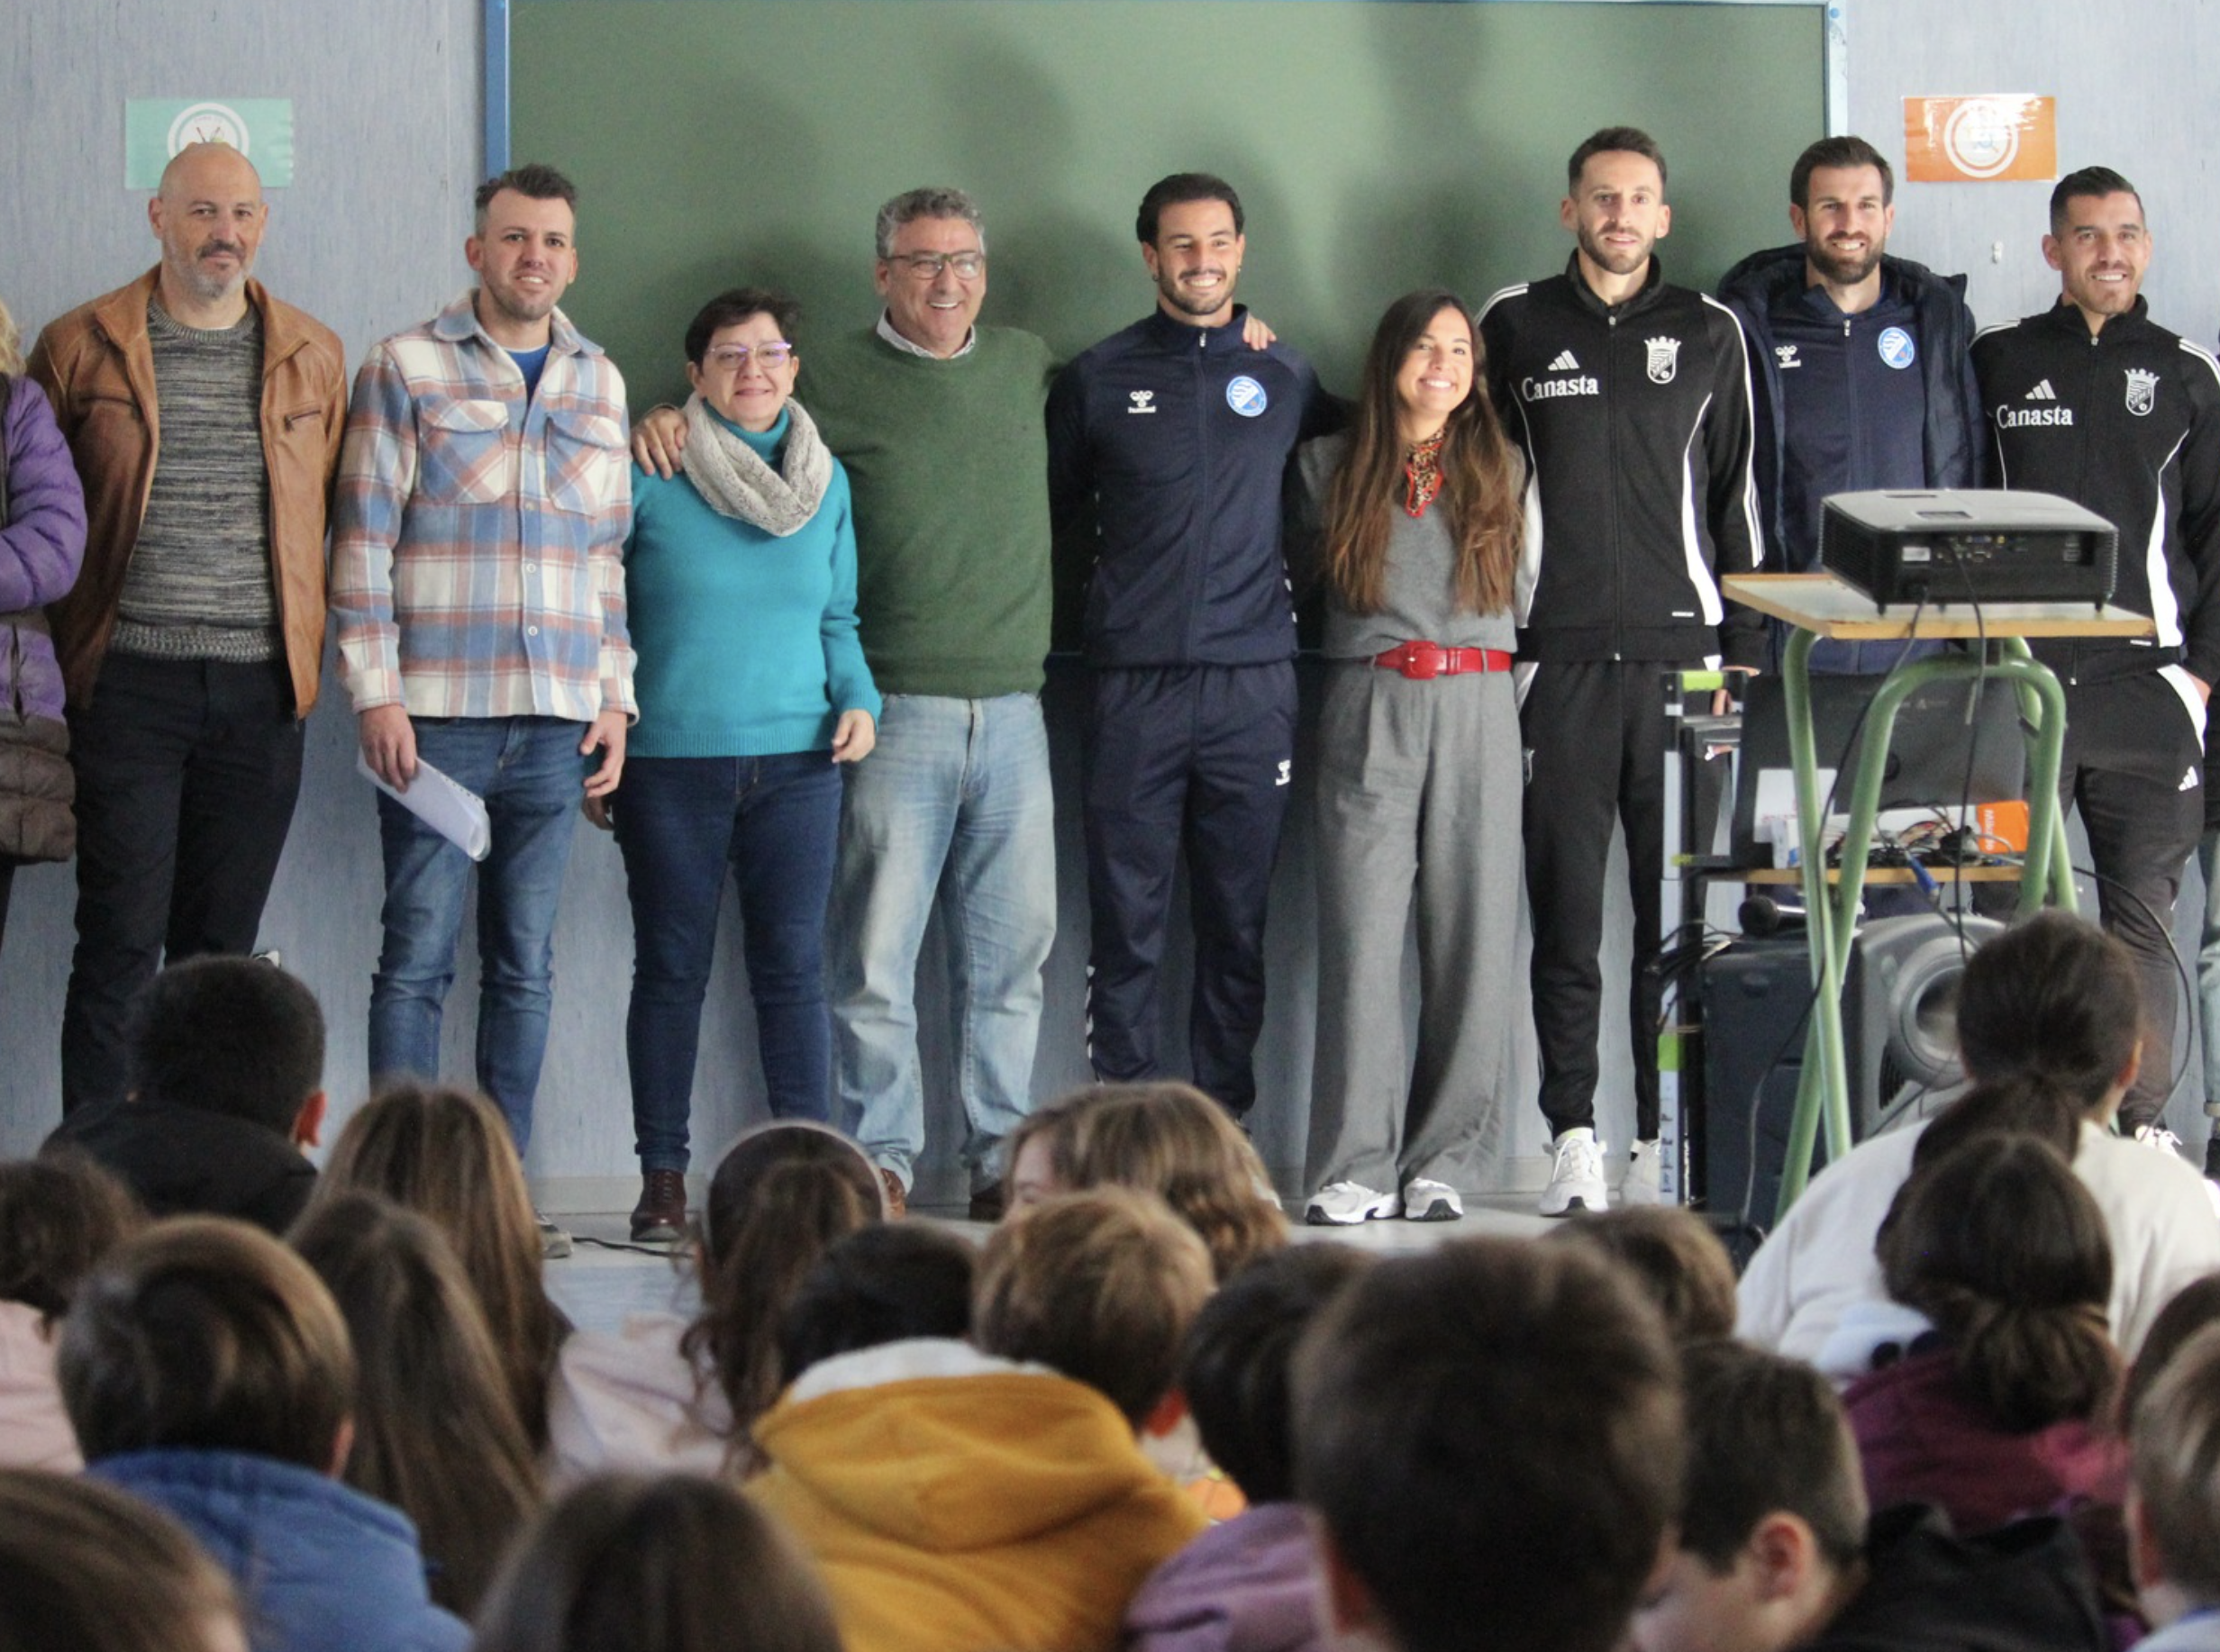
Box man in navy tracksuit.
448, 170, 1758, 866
1718, 134, 1984, 674
1971, 166, 2220, 1144
1047, 172, 1330, 1118
1478, 127, 1764, 1215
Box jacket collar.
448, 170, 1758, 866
2034, 292, 2153, 345
1141, 302, 1255, 356
1565, 250, 1666, 320
87, 267, 318, 375
432, 287, 599, 358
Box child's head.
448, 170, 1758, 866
1548, 1206, 1738, 1345
2128, 1322, 2220, 1625
1879, 1134, 2117, 1431
1009, 1082, 1285, 1280
474, 1473, 843, 1652
778, 1221, 978, 1386
2120, 1273, 2220, 1430
1179, 1242, 1369, 1504
1296, 1238, 1683, 1652
974, 1186, 1215, 1427
0, 1151, 143, 1325
313, 1083, 560, 1446
1953, 912, 2143, 1112
1630, 1340, 1868, 1652
686, 1122, 883, 1445
0, 1468, 245, 1652
288, 1190, 541, 1616
125, 956, 326, 1139
59, 1216, 354, 1474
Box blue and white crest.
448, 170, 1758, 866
1226, 376, 1269, 417
1878, 327, 1916, 370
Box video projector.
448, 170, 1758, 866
1820, 489, 2119, 608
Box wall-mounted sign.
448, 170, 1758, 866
125, 99, 296, 188
1903, 95, 2056, 184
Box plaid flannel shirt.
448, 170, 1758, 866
331, 292, 636, 722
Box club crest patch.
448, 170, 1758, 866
1226, 376, 1268, 417
2125, 368, 2159, 417
1879, 327, 1916, 370
1645, 336, 1681, 385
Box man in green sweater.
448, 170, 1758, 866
636, 187, 1055, 1219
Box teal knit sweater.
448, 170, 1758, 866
802, 326, 1055, 696
623, 406, 880, 758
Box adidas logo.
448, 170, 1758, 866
1547, 349, 1581, 373
2025, 380, 2058, 401
2183, 766, 2202, 793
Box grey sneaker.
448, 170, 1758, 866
1305, 1181, 1401, 1225
1402, 1178, 1464, 1221
1539, 1129, 1608, 1218
1622, 1139, 1664, 1206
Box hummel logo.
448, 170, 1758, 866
1775, 345, 1802, 368
2024, 380, 2058, 401
1275, 759, 1292, 787
1127, 390, 1157, 414
1547, 350, 1581, 373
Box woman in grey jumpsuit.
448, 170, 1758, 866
1297, 288, 1525, 1224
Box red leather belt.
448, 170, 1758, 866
1372, 641, 1515, 680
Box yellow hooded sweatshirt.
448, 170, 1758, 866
751, 1339, 1208, 1652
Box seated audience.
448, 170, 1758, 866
291, 1191, 542, 1617
777, 1221, 978, 1387
546, 1119, 884, 1484
0, 1150, 141, 1468
46, 956, 326, 1232
2125, 1324, 2220, 1652
0, 1467, 246, 1652
1738, 912, 2220, 1368
59, 1217, 467, 1652
1294, 1238, 1682, 1652
472, 1473, 844, 1652
1631, 1340, 2108, 1652
1549, 1204, 1739, 1344
1125, 1243, 1371, 1652
751, 1186, 1214, 1652
1844, 1135, 2124, 1531
1005, 1081, 1285, 1279
311, 1084, 567, 1450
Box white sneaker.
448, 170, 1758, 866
1622, 1139, 1664, 1206
2134, 1124, 2188, 1160
1539, 1129, 1608, 1218
1305, 1181, 1402, 1225
1402, 1178, 1464, 1221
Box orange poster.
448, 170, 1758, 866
1903, 95, 2058, 183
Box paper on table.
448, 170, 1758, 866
355, 750, 492, 860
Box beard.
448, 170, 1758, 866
1576, 223, 1652, 277
1806, 233, 1884, 287
1155, 268, 1236, 318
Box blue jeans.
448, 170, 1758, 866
830, 694, 1056, 1189
613, 751, 842, 1172
368, 716, 585, 1150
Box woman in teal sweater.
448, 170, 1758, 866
602, 287, 879, 1243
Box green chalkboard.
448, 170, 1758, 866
512, 0, 1825, 407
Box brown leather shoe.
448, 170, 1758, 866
630, 1169, 687, 1243
878, 1166, 908, 1220
967, 1180, 1006, 1223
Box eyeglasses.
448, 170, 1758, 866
704, 342, 795, 372
885, 251, 986, 281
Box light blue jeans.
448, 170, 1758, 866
830, 693, 1056, 1190
368, 716, 586, 1151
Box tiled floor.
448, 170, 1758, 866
541, 1198, 1553, 1337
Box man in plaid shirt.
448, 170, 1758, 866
330, 163, 633, 1219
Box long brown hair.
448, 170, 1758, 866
291, 1191, 542, 1617
1321, 288, 1522, 617
312, 1084, 566, 1449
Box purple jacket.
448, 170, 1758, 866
3, 374, 87, 723
1123, 1502, 1331, 1652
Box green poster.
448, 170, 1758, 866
124, 98, 296, 187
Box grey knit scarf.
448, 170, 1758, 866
679, 393, 832, 537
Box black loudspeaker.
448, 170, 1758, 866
1697, 933, 1818, 1227
1843, 913, 2002, 1132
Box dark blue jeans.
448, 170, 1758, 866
613, 751, 842, 1171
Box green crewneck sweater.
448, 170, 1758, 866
801, 325, 1055, 696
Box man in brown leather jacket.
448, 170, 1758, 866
27, 141, 344, 1114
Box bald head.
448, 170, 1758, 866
149, 142, 268, 323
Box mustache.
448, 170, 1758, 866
197, 241, 247, 258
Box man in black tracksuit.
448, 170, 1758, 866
1478, 127, 1764, 1214
1971, 166, 2220, 1139
1718, 133, 1984, 675
1047, 172, 1330, 1117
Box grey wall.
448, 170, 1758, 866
5, 0, 2213, 1199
